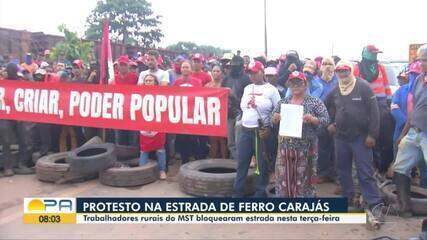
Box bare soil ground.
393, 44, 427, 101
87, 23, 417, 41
0, 162, 422, 240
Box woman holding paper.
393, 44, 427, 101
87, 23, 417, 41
272, 71, 329, 197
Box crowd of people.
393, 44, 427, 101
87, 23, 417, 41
1, 44, 427, 220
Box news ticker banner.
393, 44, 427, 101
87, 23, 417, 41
0, 80, 228, 136
23, 198, 366, 224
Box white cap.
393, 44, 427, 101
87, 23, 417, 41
264, 67, 277, 76
40, 61, 49, 69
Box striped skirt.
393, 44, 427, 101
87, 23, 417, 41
275, 143, 316, 197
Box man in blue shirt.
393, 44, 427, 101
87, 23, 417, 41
317, 57, 338, 102
317, 57, 339, 183
285, 59, 323, 99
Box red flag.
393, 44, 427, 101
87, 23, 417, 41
99, 19, 115, 84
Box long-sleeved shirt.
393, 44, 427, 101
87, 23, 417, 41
391, 84, 409, 142
325, 79, 380, 141
317, 75, 338, 102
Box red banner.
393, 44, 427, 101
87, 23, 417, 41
0, 80, 229, 137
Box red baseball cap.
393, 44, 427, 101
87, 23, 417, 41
191, 53, 205, 62
72, 59, 84, 69
365, 45, 383, 53
288, 71, 306, 82
117, 55, 130, 65
247, 60, 264, 74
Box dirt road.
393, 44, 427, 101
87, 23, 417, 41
0, 163, 422, 239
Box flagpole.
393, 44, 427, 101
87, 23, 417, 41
100, 18, 112, 142
264, 0, 268, 58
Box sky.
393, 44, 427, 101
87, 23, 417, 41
1, 0, 426, 61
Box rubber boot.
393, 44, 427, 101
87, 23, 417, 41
3, 155, 15, 177
393, 172, 413, 218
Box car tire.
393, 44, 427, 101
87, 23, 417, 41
99, 159, 158, 187
82, 136, 104, 147
381, 184, 427, 215
178, 159, 255, 197
115, 145, 140, 161
36, 152, 97, 183
67, 143, 116, 176
64, 137, 105, 163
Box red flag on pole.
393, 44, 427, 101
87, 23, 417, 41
99, 19, 115, 84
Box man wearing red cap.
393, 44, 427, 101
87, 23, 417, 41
191, 53, 212, 86
354, 45, 394, 174
113, 55, 138, 85
71, 59, 86, 83
112, 55, 138, 146
233, 61, 281, 197
325, 60, 385, 216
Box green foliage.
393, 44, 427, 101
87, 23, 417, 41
50, 25, 94, 63
85, 0, 163, 47
166, 41, 229, 57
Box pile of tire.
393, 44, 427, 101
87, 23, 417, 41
36, 152, 98, 183
35, 137, 159, 187
380, 183, 427, 216
36, 137, 114, 184
179, 159, 255, 197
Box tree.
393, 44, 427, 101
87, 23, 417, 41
85, 0, 163, 47
166, 41, 229, 57
50, 25, 94, 63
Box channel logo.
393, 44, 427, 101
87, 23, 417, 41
24, 198, 75, 214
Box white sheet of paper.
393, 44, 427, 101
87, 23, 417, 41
279, 104, 304, 138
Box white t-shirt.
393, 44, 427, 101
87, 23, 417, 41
240, 83, 281, 128
138, 69, 169, 85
